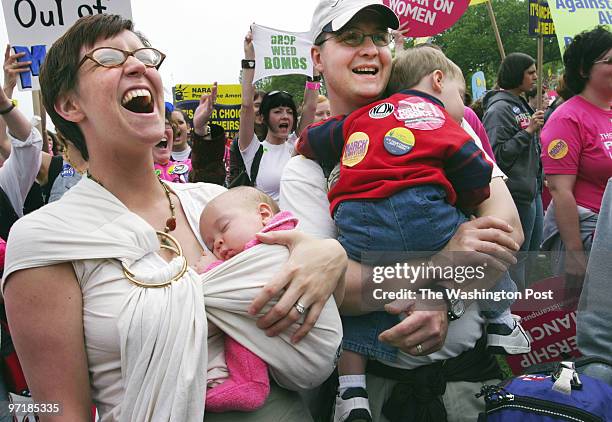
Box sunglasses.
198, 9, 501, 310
78, 47, 166, 70
594, 56, 612, 65
316, 29, 392, 47
267, 90, 293, 98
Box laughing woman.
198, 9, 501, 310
2, 14, 346, 422
238, 31, 298, 201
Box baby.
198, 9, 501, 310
195, 186, 298, 413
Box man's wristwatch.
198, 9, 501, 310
433, 286, 465, 321
241, 59, 255, 69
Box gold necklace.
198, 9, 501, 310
87, 172, 176, 233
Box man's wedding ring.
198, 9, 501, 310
294, 301, 307, 315
416, 343, 423, 354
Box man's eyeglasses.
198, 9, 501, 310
78, 47, 166, 70
594, 56, 612, 65
316, 29, 392, 47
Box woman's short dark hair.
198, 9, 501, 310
496, 53, 535, 90
563, 26, 612, 95
40, 14, 149, 161
259, 91, 298, 132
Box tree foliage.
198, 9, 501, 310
432, 0, 562, 92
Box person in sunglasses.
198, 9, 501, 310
238, 32, 299, 201
2, 14, 348, 421
541, 26, 612, 286
280, 1, 526, 421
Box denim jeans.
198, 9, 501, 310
336, 185, 516, 361
511, 195, 544, 291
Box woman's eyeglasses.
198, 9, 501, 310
316, 29, 392, 47
594, 57, 612, 65
78, 47, 166, 70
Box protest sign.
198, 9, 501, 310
173, 84, 241, 139
251, 24, 313, 83
384, 0, 470, 37
548, 0, 611, 54
471, 71, 486, 101
506, 276, 582, 375
1, 0, 132, 90
529, 0, 556, 37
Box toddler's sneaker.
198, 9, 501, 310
487, 314, 531, 355
333, 387, 372, 422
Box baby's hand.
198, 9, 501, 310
192, 250, 218, 274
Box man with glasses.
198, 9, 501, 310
280, 1, 525, 421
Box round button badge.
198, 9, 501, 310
383, 127, 415, 156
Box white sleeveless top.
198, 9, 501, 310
3, 178, 342, 421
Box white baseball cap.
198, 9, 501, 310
310, 0, 400, 44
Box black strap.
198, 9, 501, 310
42, 155, 63, 203
368, 334, 502, 422
0, 187, 18, 242
228, 138, 264, 188
249, 144, 264, 184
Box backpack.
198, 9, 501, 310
228, 138, 264, 188
477, 358, 612, 422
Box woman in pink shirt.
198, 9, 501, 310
541, 26, 612, 283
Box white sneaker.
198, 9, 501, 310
332, 387, 372, 422
487, 314, 531, 355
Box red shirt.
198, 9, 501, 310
297, 90, 493, 214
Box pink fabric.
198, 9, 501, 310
464, 106, 496, 162
541, 96, 612, 213
205, 336, 270, 413
0, 237, 5, 271
204, 211, 298, 412
154, 159, 192, 183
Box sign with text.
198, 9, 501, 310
548, 0, 611, 54
384, 0, 470, 37
173, 84, 241, 139
1, 0, 132, 90
251, 23, 313, 83
506, 276, 582, 375
529, 0, 556, 37
471, 71, 486, 100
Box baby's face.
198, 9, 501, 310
200, 202, 266, 261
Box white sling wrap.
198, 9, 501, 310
3, 179, 342, 421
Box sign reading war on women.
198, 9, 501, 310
528, 0, 556, 37
0, 0, 132, 91
384, 0, 469, 37
251, 24, 313, 82
548, 0, 612, 54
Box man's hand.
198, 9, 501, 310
379, 301, 448, 356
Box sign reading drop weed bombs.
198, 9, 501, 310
384, 0, 470, 37
1, 0, 132, 91
548, 0, 611, 54
173, 84, 241, 139
529, 0, 556, 37
251, 24, 313, 83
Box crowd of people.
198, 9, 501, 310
0, 1, 610, 421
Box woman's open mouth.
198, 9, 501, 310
121, 88, 154, 114
155, 139, 168, 149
